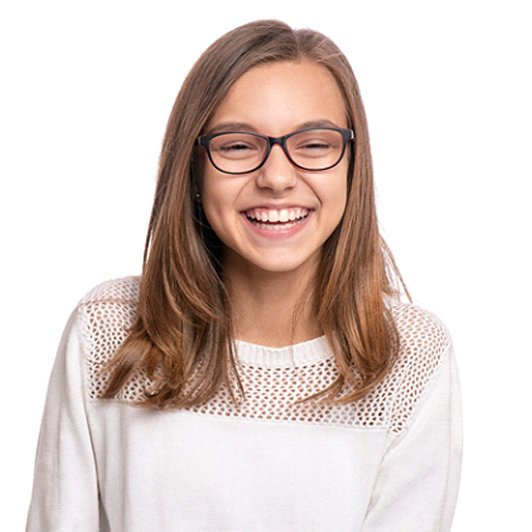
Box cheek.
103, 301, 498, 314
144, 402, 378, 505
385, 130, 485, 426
199, 173, 240, 238
200, 188, 223, 229
320, 170, 349, 221
331, 189, 348, 229
199, 161, 220, 207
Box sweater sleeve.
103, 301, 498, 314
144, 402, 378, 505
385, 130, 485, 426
26, 307, 100, 531
361, 345, 463, 532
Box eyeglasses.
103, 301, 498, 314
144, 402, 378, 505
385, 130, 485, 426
196, 127, 355, 175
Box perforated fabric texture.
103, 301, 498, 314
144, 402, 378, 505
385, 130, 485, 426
79, 277, 450, 435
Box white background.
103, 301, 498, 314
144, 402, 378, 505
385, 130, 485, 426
1, 0, 530, 530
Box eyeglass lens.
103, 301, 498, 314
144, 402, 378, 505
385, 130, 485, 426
208, 128, 346, 173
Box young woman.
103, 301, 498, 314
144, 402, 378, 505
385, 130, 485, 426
26, 20, 462, 531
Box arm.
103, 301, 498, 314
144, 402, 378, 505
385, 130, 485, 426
362, 346, 463, 532
26, 307, 100, 531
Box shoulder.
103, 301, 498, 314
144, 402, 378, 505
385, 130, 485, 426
388, 298, 451, 361
383, 299, 453, 434
76, 275, 141, 343
78, 276, 141, 307
74, 277, 141, 398
76, 276, 141, 343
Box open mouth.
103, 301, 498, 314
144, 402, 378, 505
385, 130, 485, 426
244, 207, 310, 228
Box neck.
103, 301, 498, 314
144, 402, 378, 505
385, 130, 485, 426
224, 259, 321, 348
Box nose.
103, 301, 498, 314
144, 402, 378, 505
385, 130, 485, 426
255, 144, 298, 193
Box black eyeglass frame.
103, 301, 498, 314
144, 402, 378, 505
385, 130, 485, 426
195, 127, 355, 175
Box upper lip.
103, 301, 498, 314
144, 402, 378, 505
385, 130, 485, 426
241, 203, 314, 211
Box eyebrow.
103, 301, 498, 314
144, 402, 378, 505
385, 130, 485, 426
206, 119, 343, 135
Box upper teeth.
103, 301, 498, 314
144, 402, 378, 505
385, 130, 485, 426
245, 208, 309, 223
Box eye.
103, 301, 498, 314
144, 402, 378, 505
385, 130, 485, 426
289, 129, 342, 158
216, 141, 259, 161
218, 142, 255, 153
293, 137, 335, 158
210, 133, 264, 159
299, 140, 332, 151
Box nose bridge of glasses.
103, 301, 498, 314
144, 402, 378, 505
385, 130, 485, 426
264, 135, 293, 166
256, 135, 298, 186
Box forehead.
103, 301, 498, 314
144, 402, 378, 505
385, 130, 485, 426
207, 60, 348, 134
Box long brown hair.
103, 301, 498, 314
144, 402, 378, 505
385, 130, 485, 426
102, 19, 406, 408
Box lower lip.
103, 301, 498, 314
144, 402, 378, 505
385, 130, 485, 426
241, 211, 313, 239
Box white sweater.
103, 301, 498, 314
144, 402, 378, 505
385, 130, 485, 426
26, 277, 462, 532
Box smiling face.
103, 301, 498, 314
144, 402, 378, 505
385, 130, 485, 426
199, 59, 350, 278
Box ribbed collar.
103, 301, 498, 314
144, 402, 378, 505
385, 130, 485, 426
233, 336, 333, 368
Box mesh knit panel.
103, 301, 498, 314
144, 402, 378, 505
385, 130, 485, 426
79, 277, 450, 435
79, 277, 148, 403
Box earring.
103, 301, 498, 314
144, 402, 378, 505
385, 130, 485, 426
195, 192, 201, 200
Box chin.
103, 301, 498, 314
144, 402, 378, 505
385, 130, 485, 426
222, 242, 322, 277
245, 251, 320, 275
